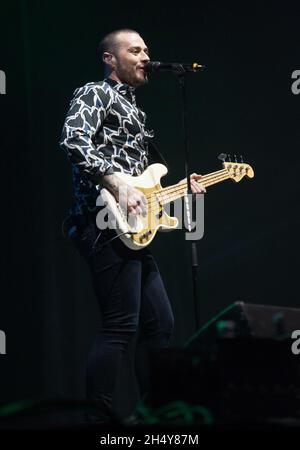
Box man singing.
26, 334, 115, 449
60, 28, 205, 423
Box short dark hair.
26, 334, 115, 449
98, 28, 140, 57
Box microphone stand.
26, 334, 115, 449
177, 69, 200, 331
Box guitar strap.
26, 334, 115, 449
146, 140, 169, 171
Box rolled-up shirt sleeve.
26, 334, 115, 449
60, 83, 114, 184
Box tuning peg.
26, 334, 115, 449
240, 155, 244, 163
218, 153, 227, 162
234, 154, 237, 163
228, 154, 232, 162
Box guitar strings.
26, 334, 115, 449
146, 169, 227, 202
144, 176, 228, 212
145, 169, 228, 201
158, 174, 230, 206
144, 173, 231, 214
145, 171, 230, 208
145, 167, 247, 208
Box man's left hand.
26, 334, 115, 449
178, 173, 206, 195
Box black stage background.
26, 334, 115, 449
0, 0, 299, 423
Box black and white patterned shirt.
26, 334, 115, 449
60, 78, 154, 216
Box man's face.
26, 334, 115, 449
110, 32, 150, 87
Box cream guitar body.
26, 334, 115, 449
100, 164, 178, 250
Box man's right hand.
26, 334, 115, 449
101, 174, 147, 216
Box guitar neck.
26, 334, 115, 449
156, 169, 230, 205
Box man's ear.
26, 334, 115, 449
103, 52, 115, 68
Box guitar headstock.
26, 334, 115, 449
218, 154, 254, 182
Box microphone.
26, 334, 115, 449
144, 61, 206, 74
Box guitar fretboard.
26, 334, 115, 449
155, 169, 230, 205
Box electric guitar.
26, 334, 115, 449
99, 158, 254, 250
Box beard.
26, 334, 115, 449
116, 64, 148, 88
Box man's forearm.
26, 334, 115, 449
100, 173, 124, 198
100, 173, 146, 216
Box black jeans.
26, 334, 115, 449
72, 217, 174, 420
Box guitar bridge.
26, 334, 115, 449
139, 230, 152, 242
